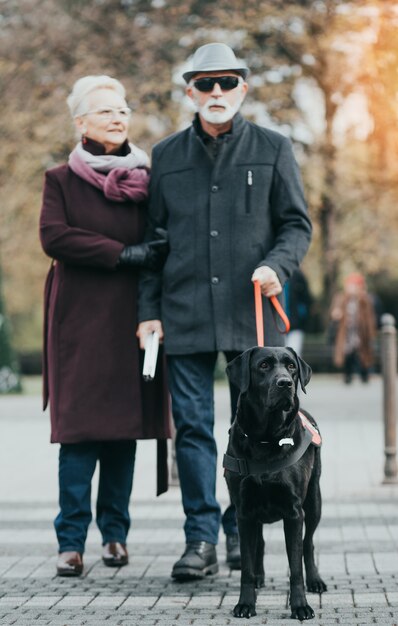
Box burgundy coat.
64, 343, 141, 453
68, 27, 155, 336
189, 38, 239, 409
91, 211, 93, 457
39, 141, 170, 466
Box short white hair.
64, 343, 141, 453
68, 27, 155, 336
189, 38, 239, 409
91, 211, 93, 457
67, 75, 126, 118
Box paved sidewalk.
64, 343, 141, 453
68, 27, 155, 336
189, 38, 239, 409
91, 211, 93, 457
0, 374, 398, 625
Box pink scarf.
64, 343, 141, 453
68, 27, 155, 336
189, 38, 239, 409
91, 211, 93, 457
68, 144, 149, 203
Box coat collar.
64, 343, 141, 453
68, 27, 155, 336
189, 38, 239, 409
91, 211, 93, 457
82, 137, 131, 157
192, 112, 246, 140
188, 112, 247, 170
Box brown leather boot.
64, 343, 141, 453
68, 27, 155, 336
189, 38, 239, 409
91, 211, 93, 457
56, 551, 83, 577
102, 542, 128, 567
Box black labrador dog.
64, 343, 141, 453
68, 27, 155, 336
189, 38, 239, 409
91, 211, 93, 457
224, 346, 327, 620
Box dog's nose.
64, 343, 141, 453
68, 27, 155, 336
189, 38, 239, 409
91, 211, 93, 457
276, 377, 293, 388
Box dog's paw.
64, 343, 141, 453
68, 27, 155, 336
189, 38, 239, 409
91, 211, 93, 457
233, 603, 257, 618
306, 577, 327, 594
290, 604, 315, 620
255, 574, 265, 588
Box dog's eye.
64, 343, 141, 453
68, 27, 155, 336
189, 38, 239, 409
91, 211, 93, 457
287, 363, 296, 371
260, 361, 270, 370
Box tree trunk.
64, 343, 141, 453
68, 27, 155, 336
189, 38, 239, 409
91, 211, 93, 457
317, 89, 339, 311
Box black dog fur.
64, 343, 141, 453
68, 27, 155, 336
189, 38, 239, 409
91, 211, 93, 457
225, 346, 327, 620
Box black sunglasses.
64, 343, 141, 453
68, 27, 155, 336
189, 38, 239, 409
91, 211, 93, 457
193, 76, 241, 92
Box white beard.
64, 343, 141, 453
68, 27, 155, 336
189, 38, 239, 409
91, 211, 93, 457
195, 94, 244, 124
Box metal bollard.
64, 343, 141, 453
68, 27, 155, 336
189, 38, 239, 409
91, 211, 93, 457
381, 314, 398, 483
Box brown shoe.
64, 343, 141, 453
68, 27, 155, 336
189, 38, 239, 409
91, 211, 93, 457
102, 542, 128, 567
56, 551, 83, 577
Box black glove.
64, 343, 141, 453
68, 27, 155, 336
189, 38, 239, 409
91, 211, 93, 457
118, 228, 169, 271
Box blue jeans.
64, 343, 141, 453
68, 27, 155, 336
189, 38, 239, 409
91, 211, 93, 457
55, 441, 136, 553
167, 352, 240, 545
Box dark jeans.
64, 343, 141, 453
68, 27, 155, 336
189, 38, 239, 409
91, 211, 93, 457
344, 350, 369, 383
55, 440, 136, 553
167, 352, 240, 545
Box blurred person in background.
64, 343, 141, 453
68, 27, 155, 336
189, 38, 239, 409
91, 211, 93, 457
329, 272, 377, 384
40, 75, 170, 577
285, 268, 313, 357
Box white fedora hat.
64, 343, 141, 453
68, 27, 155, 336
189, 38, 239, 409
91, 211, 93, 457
182, 43, 249, 83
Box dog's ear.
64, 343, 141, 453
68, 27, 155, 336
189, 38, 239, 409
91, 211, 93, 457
226, 348, 256, 394
286, 347, 312, 393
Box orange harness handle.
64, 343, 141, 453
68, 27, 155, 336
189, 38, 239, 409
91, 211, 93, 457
254, 280, 290, 347
254, 280, 265, 347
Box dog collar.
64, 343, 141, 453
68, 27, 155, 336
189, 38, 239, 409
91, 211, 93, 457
235, 419, 293, 446
223, 427, 312, 476
223, 411, 321, 477
236, 421, 270, 445
279, 437, 294, 446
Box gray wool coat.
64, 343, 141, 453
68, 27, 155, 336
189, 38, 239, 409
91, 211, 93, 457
138, 113, 312, 354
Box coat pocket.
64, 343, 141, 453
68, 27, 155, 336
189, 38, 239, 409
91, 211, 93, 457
235, 164, 273, 216
245, 170, 253, 214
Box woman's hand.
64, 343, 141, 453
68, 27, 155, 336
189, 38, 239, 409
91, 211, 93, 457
137, 320, 164, 349
118, 228, 169, 270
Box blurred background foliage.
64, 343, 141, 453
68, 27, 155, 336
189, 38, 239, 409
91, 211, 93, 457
1, 0, 398, 364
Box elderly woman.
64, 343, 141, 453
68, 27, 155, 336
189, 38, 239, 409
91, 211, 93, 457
330, 272, 377, 384
40, 75, 170, 577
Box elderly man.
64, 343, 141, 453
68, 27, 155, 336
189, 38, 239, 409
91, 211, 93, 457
138, 42, 312, 580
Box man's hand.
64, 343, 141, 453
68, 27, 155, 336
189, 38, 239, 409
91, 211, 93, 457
137, 320, 164, 350
251, 266, 282, 297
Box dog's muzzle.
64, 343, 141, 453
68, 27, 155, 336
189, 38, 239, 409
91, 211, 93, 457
276, 376, 293, 389
267, 375, 295, 410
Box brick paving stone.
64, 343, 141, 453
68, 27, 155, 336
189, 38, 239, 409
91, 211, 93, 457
8, 622, 51, 626
2, 556, 47, 578
373, 552, 398, 573
115, 557, 153, 578
354, 591, 388, 606
85, 563, 120, 579
8, 609, 44, 617
118, 621, 156, 626
318, 526, 344, 542
187, 594, 223, 608
346, 553, 377, 574
387, 591, 398, 606
365, 523, 394, 541
154, 594, 191, 608
263, 553, 289, 575
321, 592, 354, 607
55, 595, 95, 608
87, 594, 126, 608
387, 524, 398, 541
0, 557, 20, 577
256, 593, 290, 609
120, 595, 158, 608
0, 596, 28, 608
29, 558, 58, 579
341, 525, 368, 543
144, 556, 176, 577
318, 553, 347, 575
23, 595, 62, 607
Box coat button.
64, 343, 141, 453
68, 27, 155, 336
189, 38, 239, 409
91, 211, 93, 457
211, 276, 219, 284
211, 185, 219, 192
210, 230, 219, 237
